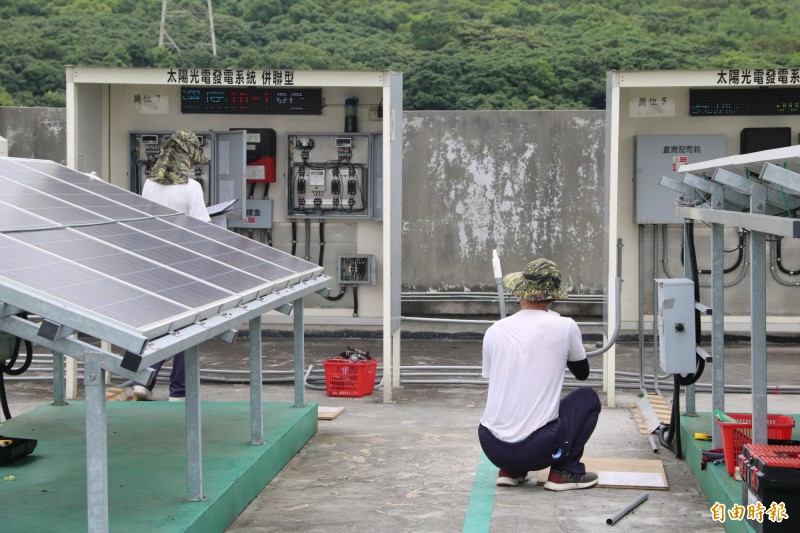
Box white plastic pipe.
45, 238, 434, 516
492, 249, 506, 319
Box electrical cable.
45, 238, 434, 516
319, 220, 325, 266
680, 229, 744, 274
1, 313, 34, 421
774, 237, 800, 276
353, 285, 359, 316
291, 219, 297, 256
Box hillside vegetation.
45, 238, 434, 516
2, 0, 799, 109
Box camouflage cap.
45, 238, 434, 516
148, 130, 207, 185
503, 258, 568, 301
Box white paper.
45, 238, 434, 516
218, 140, 230, 175
207, 199, 238, 217
218, 180, 234, 203
598, 471, 666, 488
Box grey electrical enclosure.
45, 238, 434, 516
338, 255, 376, 285
635, 135, 726, 224
656, 278, 696, 374
228, 199, 273, 229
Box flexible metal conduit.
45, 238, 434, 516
661, 225, 748, 287
769, 238, 800, 287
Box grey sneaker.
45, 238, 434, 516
543, 469, 598, 491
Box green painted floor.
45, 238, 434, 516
0, 400, 317, 532
682, 411, 798, 533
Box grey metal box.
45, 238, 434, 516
635, 135, 726, 224
227, 199, 273, 229
656, 278, 696, 374
338, 255, 376, 285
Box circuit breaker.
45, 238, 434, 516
286, 132, 372, 219
338, 255, 376, 285
656, 278, 696, 374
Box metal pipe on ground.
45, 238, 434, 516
606, 493, 648, 526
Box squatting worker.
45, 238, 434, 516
132, 129, 210, 402
478, 258, 602, 490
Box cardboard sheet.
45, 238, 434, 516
317, 406, 347, 420
536, 457, 668, 490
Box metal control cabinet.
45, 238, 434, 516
656, 278, 696, 374
634, 134, 726, 224
338, 255, 376, 285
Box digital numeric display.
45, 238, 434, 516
181, 87, 323, 115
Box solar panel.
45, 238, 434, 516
0, 157, 324, 349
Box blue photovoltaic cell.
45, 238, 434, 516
0, 234, 189, 330
0, 158, 323, 341
124, 218, 299, 282
8, 227, 235, 309
78, 223, 273, 293
0, 205, 58, 232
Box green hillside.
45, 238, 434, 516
2, 0, 799, 109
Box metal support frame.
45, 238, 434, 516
53, 352, 67, 406
682, 223, 696, 417
249, 316, 264, 445
0, 314, 154, 384
748, 180, 769, 444
12, 275, 331, 530
293, 298, 306, 408
84, 352, 109, 532
185, 344, 204, 501
669, 146, 800, 444
710, 181, 726, 447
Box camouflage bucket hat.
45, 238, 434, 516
503, 258, 568, 301
148, 130, 207, 185
168, 129, 208, 164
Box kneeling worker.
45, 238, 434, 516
478, 258, 602, 490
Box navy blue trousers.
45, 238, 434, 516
478, 387, 601, 474
133, 351, 186, 398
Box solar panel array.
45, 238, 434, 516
0, 158, 323, 341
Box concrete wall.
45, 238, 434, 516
0, 107, 66, 164
402, 111, 606, 316
1, 107, 606, 315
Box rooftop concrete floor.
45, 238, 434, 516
4, 335, 800, 532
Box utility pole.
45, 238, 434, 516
159, 0, 217, 57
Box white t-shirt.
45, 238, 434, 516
480, 309, 586, 443
142, 179, 210, 222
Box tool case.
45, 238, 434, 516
0, 434, 38, 466
739, 443, 800, 532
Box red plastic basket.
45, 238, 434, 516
323, 359, 378, 398
718, 413, 796, 476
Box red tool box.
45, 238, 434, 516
739, 443, 800, 532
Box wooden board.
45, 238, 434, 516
317, 406, 347, 420
630, 394, 672, 435
536, 457, 668, 490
